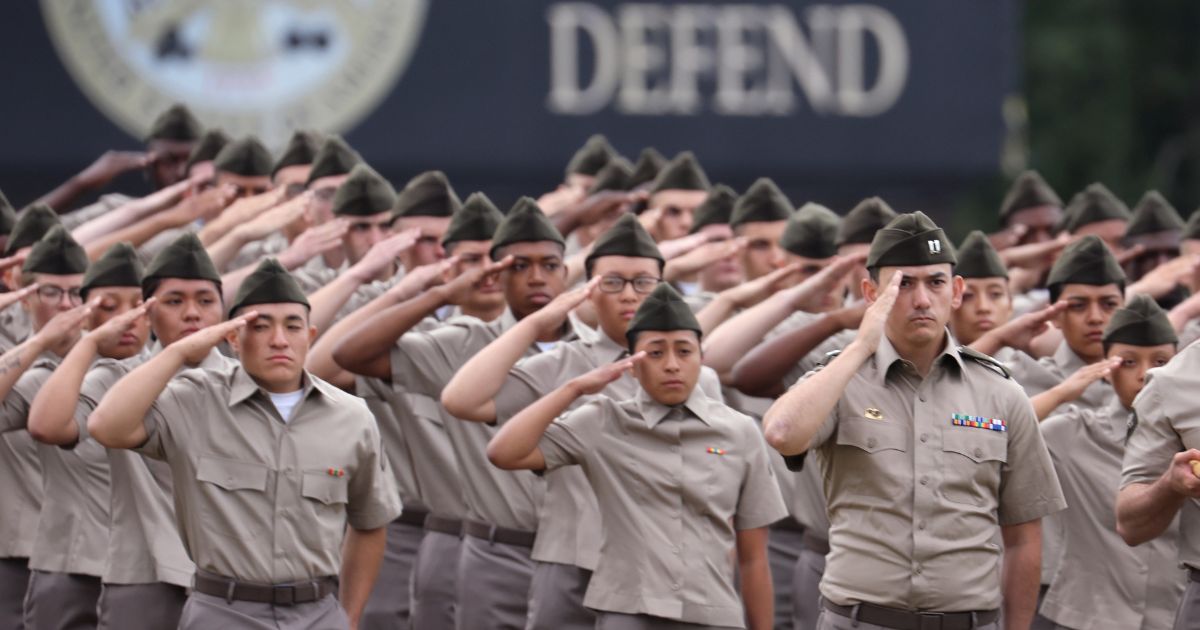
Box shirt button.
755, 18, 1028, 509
919, 476, 928, 486
918, 521, 926, 530
867, 437, 877, 449
919, 434, 928, 443
919, 394, 926, 402
671, 546, 680, 555
973, 447, 983, 459
914, 564, 923, 575
670, 446, 679, 453
671, 582, 681, 591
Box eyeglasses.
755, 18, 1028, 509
36, 285, 83, 305
597, 275, 660, 294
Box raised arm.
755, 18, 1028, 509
34, 150, 152, 212
1028, 357, 1120, 420
306, 229, 418, 335
730, 301, 864, 398
763, 271, 899, 455
1116, 449, 1200, 545
969, 301, 1066, 357
88, 315, 251, 449
441, 277, 597, 422
0, 303, 94, 418
204, 192, 311, 271
197, 187, 288, 246
84, 185, 235, 260
71, 178, 193, 244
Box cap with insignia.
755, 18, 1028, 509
625, 282, 702, 351
1125, 191, 1185, 240
1059, 183, 1131, 233
332, 164, 396, 217
955, 230, 1008, 279
146, 104, 202, 142
390, 171, 462, 222
81, 242, 143, 300
142, 233, 222, 286
731, 178, 793, 228
5, 204, 62, 256
866, 211, 957, 270
690, 185, 738, 234
585, 214, 664, 274
1184, 210, 1200, 241
999, 170, 1062, 222
228, 258, 309, 317
304, 136, 362, 187
628, 147, 666, 188
490, 197, 565, 260
1046, 235, 1126, 297
212, 136, 273, 178
272, 130, 323, 176
566, 135, 618, 178
649, 152, 710, 195
780, 203, 839, 259
442, 193, 504, 247
837, 197, 897, 247
1103, 293, 1178, 347
588, 158, 633, 195
184, 129, 231, 173
22, 226, 88, 275
0, 190, 16, 236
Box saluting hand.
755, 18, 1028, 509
438, 256, 515, 306
664, 238, 746, 280
1055, 357, 1122, 402
389, 257, 456, 301
278, 219, 349, 270
788, 252, 867, 313
349, 228, 420, 283
992, 301, 1068, 355
1167, 450, 1200, 498
0, 283, 37, 313
530, 276, 601, 334
84, 298, 155, 347
853, 269, 902, 354
33, 300, 95, 352
168, 312, 256, 365
569, 352, 646, 396
719, 260, 805, 309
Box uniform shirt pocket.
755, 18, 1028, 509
940, 428, 1007, 507
195, 456, 270, 540
301, 470, 351, 549
832, 418, 909, 499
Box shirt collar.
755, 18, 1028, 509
228, 366, 329, 409
1053, 341, 1088, 373
588, 329, 629, 363
872, 328, 965, 387
1103, 397, 1133, 444
636, 385, 717, 428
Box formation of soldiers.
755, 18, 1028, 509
0, 103, 1198, 630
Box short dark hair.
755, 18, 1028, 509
1048, 281, 1125, 305
491, 240, 566, 262
143, 277, 223, 303
867, 264, 956, 284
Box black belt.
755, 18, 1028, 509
1189, 568, 1200, 583
773, 517, 805, 533
193, 571, 337, 606
396, 507, 429, 528
822, 599, 998, 630
462, 520, 536, 548
802, 531, 830, 555
424, 514, 463, 537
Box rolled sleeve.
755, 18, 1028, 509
998, 394, 1067, 525
1122, 380, 1179, 488
734, 424, 789, 530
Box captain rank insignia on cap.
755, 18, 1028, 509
951, 413, 1007, 432
928, 239, 943, 254
864, 407, 884, 421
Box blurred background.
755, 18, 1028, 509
0, 0, 1196, 241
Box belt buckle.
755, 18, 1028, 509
917, 611, 945, 630
272, 584, 296, 606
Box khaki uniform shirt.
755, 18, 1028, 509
390, 310, 554, 532
804, 332, 1066, 611
540, 387, 787, 628
0, 304, 32, 353
60, 193, 133, 231
0, 353, 49, 562
1179, 318, 1200, 350
226, 231, 289, 273
1122, 341, 1200, 571
1042, 399, 1185, 630
136, 365, 401, 584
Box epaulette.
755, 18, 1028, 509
816, 349, 841, 368
958, 346, 1011, 379
782, 452, 806, 472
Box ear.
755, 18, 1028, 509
950, 275, 965, 309
225, 327, 242, 355
861, 276, 878, 304
308, 325, 318, 346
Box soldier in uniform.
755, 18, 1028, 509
949, 231, 1015, 348
488, 282, 788, 630
1058, 183, 1131, 253
182, 129, 232, 185
678, 185, 742, 312
88, 258, 401, 630
995, 170, 1064, 247
763, 211, 1066, 630
1122, 192, 1187, 307
729, 178, 792, 283
641, 152, 711, 242
0, 205, 63, 350
1041, 295, 1185, 630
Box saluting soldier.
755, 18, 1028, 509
88, 259, 401, 630
763, 211, 1066, 630
488, 282, 788, 630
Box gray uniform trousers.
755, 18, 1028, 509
456, 535, 534, 630
361, 518, 423, 630
410, 529, 461, 630
525, 561, 595, 630
97, 582, 187, 630
595, 611, 733, 629
1175, 580, 1200, 630
178, 592, 349, 630
0, 558, 29, 630
23, 571, 101, 630
791, 546, 826, 630
769, 526, 804, 629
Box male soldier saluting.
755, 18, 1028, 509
88, 259, 400, 630
763, 211, 1066, 630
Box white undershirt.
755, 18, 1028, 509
268, 390, 304, 423
675, 281, 700, 297
535, 341, 558, 353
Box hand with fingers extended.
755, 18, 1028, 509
233, 192, 312, 243
664, 238, 745, 281
388, 257, 457, 302
349, 228, 421, 283
566, 189, 645, 228
173, 184, 237, 224
527, 276, 601, 335
0, 284, 38, 313
438, 256, 515, 307
569, 352, 645, 396
1000, 232, 1072, 269
1054, 357, 1122, 403
657, 231, 715, 261
0, 253, 28, 275
1127, 254, 1200, 299
168, 313, 256, 365
987, 224, 1028, 251
85, 298, 155, 347
718, 261, 805, 309
32, 301, 95, 352
986, 301, 1068, 355
1114, 244, 1147, 267
788, 253, 866, 313
853, 269, 902, 354
77, 150, 154, 189
278, 220, 349, 269
537, 185, 587, 216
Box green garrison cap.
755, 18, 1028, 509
625, 282, 702, 351
585, 213, 664, 272
23, 225, 88, 275
1103, 293, 1178, 347
999, 170, 1062, 221
731, 178, 793, 228
304, 136, 362, 187
271, 130, 323, 176
780, 203, 839, 259
228, 258, 309, 317
490, 197, 565, 260
332, 164, 396, 217
566, 135, 618, 177
146, 104, 202, 142
955, 230, 1008, 279
0, 189, 16, 236
184, 129, 231, 173
213, 136, 273, 177
390, 171, 462, 222
143, 232, 222, 285
443, 192, 504, 247
588, 158, 633, 195
1059, 183, 1131, 233
866, 211, 957, 270
1184, 210, 1200, 241
81, 242, 143, 300
5, 204, 62, 256
1125, 191, 1185, 238
649, 152, 710, 194
689, 185, 738, 234
1046, 235, 1126, 292
837, 197, 897, 247
628, 147, 667, 188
